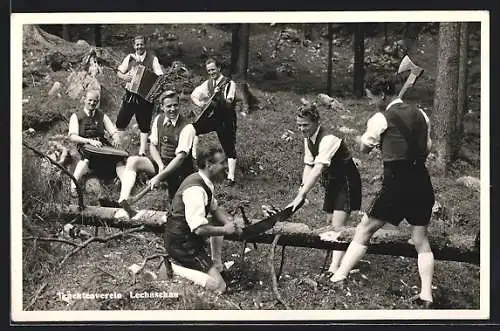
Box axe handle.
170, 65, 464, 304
127, 185, 153, 206
398, 69, 424, 99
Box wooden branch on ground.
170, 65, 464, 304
23, 236, 80, 247
269, 234, 290, 309
25, 282, 48, 311
41, 204, 480, 265
59, 226, 144, 266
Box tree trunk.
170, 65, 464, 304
353, 23, 365, 98
383, 23, 388, 45
93, 24, 102, 47
62, 25, 71, 41
456, 22, 469, 153
41, 204, 479, 264
237, 23, 250, 81
233, 23, 253, 114
432, 23, 461, 174
230, 24, 241, 75
326, 23, 333, 96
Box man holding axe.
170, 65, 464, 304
114, 90, 196, 217
330, 57, 436, 309
190, 58, 238, 187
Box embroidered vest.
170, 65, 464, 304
126, 51, 155, 72
156, 113, 194, 167
76, 109, 105, 140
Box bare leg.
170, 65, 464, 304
227, 158, 236, 181
118, 156, 156, 202
170, 263, 226, 293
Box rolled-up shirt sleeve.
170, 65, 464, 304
117, 54, 131, 74
182, 186, 210, 232
103, 114, 118, 136
314, 135, 342, 166
152, 56, 164, 75
190, 81, 209, 107
360, 112, 388, 148
225, 80, 236, 101
148, 115, 161, 146
304, 139, 314, 166
68, 113, 79, 136
175, 124, 196, 155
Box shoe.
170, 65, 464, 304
119, 200, 137, 218
409, 295, 434, 309
224, 179, 236, 187
99, 198, 121, 208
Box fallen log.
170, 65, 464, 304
41, 204, 480, 265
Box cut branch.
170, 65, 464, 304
59, 226, 144, 266
23, 236, 80, 247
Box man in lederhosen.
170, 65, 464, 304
330, 76, 436, 309
287, 104, 362, 276
164, 147, 242, 293
68, 90, 125, 196
190, 58, 238, 187
115, 90, 196, 213
116, 35, 164, 156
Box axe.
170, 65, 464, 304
397, 55, 424, 99
115, 185, 153, 219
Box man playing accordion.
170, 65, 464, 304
68, 90, 126, 197
116, 35, 164, 156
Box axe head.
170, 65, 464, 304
397, 55, 424, 77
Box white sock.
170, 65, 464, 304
417, 252, 435, 302
210, 236, 223, 270
331, 241, 367, 282
227, 158, 236, 181
171, 263, 209, 287
118, 169, 137, 202
139, 132, 149, 155
328, 250, 346, 273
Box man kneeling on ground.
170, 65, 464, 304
163, 147, 242, 293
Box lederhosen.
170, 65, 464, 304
115, 52, 156, 133
153, 113, 196, 198
367, 102, 435, 226
164, 173, 214, 273
75, 109, 116, 180
308, 127, 362, 212
193, 76, 237, 158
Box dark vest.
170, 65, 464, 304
380, 102, 429, 162
156, 113, 194, 170
207, 75, 235, 109
126, 51, 155, 72
307, 127, 353, 184
166, 173, 213, 252
76, 109, 105, 140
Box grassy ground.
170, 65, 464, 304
21, 23, 481, 311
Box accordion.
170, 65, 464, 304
125, 64, 167, 103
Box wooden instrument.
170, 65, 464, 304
125, 64, 167, 103
80, 144, 129, 163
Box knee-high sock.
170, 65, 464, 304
192, 136, 199, 160
139, 132, 149, 155
71, 160, 89, 190
210, 236, 223, 270
227, 158, 236, 181
328, 250, 346, 273
171, 263, 209, 287
417, 252, 434, 302
331, 241, 367, 282
118, 169, 137, 202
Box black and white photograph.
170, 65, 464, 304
11, 11, 490, 321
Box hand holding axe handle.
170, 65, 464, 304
397, 55, 424, 99
118, 185, 153, 218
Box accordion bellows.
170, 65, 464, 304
126, 64, 166, 103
